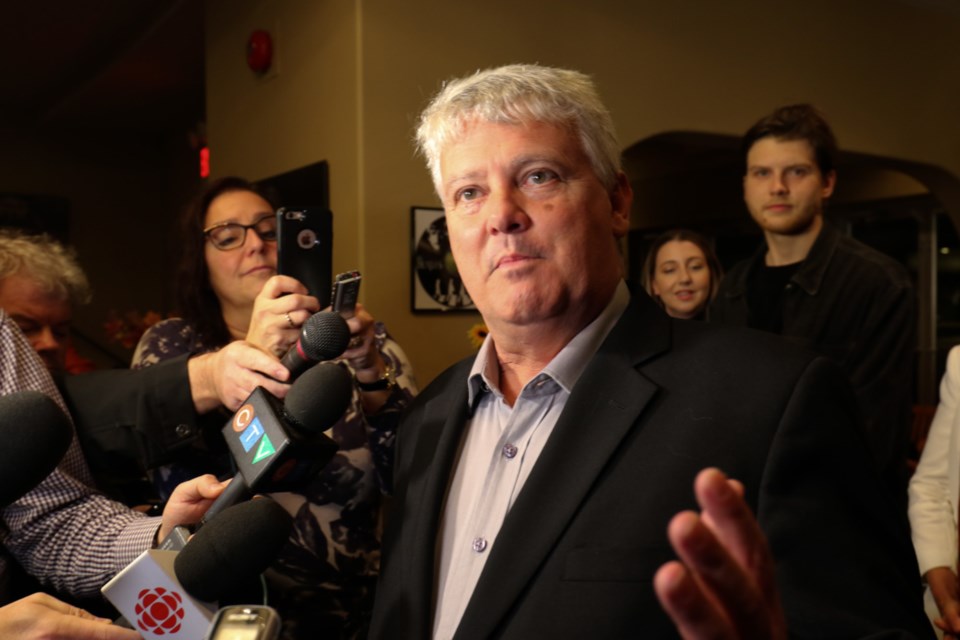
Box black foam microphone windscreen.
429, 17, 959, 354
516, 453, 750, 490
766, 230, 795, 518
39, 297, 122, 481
279, 311, 351, 379
283, 361, 355, 436
175, 498, 294, 603
0, 391, 72, 506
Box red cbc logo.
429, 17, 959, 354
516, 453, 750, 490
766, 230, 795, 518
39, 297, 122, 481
134, 587, 185, 635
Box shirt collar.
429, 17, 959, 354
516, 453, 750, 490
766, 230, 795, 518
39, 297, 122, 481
467, 280, 631, 409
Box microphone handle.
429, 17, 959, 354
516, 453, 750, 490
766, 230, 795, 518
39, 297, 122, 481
200, 472, 250, 527
279, 341, 311, 379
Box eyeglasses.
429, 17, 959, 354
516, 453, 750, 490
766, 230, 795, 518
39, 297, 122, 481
203, 214, 278, 251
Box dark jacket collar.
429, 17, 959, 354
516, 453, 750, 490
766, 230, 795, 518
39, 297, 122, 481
726, 220, 841, 297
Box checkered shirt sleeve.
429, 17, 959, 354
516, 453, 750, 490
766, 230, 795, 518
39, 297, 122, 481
0, 310, 160, 597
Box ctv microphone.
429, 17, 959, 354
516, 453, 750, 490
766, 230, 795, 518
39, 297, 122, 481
200, 361, 352, 525
103, 499, 293, 639
0, 391, 72, 506
279, 310, 350, 380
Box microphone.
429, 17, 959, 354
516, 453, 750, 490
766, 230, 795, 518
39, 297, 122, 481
0, 391, 72, 506
279, 310, 350, 380
176, 498, 293, 603
103, 499, 293, 639
200, 361, 352, 525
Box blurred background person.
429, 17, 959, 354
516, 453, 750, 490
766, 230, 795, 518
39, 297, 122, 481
131, 176, 418, 640
641, 229, 722, 320
909, 345, 960, 638
0, 230, 94, 376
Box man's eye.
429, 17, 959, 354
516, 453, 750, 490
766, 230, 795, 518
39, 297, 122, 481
790, 167, 809, 177
458, 188, 478, 202
526, 170, 557, 185
751, 169, 769, 178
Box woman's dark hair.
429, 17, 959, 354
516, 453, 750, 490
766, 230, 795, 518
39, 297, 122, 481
640, 228, 724, 308
175, 176, 277, 347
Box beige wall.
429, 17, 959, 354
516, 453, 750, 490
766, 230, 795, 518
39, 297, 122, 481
206, 0, 960, 384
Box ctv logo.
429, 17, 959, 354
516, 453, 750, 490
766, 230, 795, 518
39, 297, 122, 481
232, 403, 276, 464
134, 587, 185, 635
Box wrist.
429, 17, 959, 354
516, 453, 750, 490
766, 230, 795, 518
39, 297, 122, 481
187, 352, 220, 412
355, 359, 396, 392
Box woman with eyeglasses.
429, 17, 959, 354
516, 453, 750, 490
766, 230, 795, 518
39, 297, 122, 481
130, 176, 417, 640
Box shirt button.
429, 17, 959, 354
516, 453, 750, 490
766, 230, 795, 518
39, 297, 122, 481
472, 537, 488, 553
175, 424, 193, 438
502, 443, 518, 459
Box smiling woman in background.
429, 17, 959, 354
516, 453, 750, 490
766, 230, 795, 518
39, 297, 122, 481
641, 229, 723, 320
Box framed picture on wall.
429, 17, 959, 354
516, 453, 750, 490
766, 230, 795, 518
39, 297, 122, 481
411, 206, 476, 313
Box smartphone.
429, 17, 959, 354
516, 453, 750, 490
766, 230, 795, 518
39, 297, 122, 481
331, 270, 362, 319
276, 207, 333, 307
204, 605, 280, 640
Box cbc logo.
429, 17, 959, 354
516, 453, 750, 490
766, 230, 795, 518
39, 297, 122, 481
134, 587, 185, 635
232, 404, 255, 433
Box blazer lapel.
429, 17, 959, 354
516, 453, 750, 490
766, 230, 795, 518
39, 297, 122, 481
455, 295, 671, 639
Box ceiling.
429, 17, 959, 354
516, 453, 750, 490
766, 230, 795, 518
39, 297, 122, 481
0, 0, 205, 134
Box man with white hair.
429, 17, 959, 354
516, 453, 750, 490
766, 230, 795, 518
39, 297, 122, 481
369, 64, 931, 639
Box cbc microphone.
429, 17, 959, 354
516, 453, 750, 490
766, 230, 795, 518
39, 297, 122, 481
279, 311, 350, 380
0, 391, 72, 507
200, 361, 353, 525
103, 499, 293, 639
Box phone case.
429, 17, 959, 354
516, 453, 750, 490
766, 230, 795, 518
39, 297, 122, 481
276, 207, 333, 306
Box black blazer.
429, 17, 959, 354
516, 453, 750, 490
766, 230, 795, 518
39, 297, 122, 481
371, 293, 931, 639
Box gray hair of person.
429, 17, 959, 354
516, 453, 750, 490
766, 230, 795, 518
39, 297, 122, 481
416, 64, 623, 192
0, 230, 92, 306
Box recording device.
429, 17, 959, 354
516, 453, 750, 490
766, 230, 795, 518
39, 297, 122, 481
277, 206, 333, 306
103, 500, 293, 640
0, 391, 72, 506
200, 361, 352, 525
331, 270, 362, 319
279, 310, 350, 380
205, 605, 281, 640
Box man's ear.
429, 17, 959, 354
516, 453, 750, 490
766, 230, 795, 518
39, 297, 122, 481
610, 172, 633, 238
821, 169, 837, 199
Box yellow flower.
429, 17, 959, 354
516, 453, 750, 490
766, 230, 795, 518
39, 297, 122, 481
467, 323, 489, 349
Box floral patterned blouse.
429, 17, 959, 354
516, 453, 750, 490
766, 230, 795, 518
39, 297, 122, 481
131, 318, 418, 639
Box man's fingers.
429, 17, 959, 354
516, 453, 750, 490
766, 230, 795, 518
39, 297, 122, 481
690, 469, 786, 637
696, 469, 769, 581
654, 560, 734, 640
667, 510, 774, 637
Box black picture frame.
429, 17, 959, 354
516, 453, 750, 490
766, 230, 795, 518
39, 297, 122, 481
411, 206, 476, 313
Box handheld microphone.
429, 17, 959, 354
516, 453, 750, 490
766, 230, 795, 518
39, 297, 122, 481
200, 361, 352, 525
175, 498, 293, 603
279, 311, 350, 380
0, 391, 72, 506
103, 499, 293, 639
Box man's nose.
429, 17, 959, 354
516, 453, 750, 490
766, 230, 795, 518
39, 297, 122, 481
770, 171, 788, 194
31, 326, 61, 352
488, 189, 531, 235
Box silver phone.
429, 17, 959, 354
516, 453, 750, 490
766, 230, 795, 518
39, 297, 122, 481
331, 270, 362, 319
204, 605, 281, 640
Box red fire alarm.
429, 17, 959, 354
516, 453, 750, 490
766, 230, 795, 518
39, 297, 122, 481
247, 30, 273, 73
